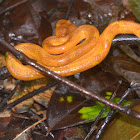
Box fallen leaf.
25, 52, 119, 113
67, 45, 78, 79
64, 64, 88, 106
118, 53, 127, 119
0, 110, 11, 137
46, 68, 130, 131
128, 0, 140, 21
13, 117, 46, 140
0, 0, 52, 53
0, 109, 11, 118
101, 104, 140, 140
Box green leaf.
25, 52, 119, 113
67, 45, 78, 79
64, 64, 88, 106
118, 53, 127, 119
78, 94, 132, 121
128, 0, 140, 21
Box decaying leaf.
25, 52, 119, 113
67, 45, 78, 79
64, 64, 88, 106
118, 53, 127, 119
0, 0, 52, 54
0, 109, 11, 118
0, 110, 11, 137
101, 104, 140, 140
119, 45, 140, 63
56, 127, 86, 140
32, 86, 56, 108
13, 117, 46, 140
128, 0, 140, 21
46, 68, 131, 131
12, 99, 34, 113
0, 0, 140, 139
113, 59, 140, 97
7, 78, 55, 113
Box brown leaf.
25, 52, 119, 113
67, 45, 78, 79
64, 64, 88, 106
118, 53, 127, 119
46, 68, 129, 130
101, 105, 140, 140
0, 117, 11, 132
0, 110, 11, 136
0, 0, 52, 53
13, 117, 46, 140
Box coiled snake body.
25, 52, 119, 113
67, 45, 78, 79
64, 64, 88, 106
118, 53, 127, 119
6, 20, 140, 81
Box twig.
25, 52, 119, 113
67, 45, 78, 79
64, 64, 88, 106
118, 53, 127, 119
28, 109, 54, 138
0, 35, 140, 80
130, 131, 140, 140
84, 80, 122, 140
28, 109, 48, 131
7, 82, 57, 109
0, 39, 140, 120
0, 0, 28, 15
94, 86, 140, 140
112, 34, 140, 46
65, 0, 74, 20
13, 117, 46, 140
0, 80, 20, 111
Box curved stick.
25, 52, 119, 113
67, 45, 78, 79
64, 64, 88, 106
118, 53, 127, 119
0, 38, 140, 120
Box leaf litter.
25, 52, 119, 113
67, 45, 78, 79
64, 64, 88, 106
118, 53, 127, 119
0, 0, 140, 139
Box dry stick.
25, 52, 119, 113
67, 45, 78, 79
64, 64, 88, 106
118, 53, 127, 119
28, 109, 54, 138
0, 0, 28, 15
1, 0, 73, 110
112, 34, 140, 46
0, 80, 20, 111
0, 39, 140, 120
84, 80, 122, 140
28, 109, 49, 132
0, 0, 140, 79
130, 131, 140, 140
65, 0, 140, 46
65, 0, 74, 20
94, 86, 140, 140
0, 34, 140, 80
13, 117, 46, 140
7, 82, 57, 109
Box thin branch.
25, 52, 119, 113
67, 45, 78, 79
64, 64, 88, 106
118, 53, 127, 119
0, 34, 140, 80
84, 80, 122, 140
112, 34, 140, 46
94, 86, 140, 140
28, 109, 48, 131
0, 80, 20, 111
65, 0, 74, 20
130, 131, 140, 140
0, 39, 140, 120
13, 117, 46, 140
28, 109, 54, 138
7, 82, 57, 109
0, 0, 28, 15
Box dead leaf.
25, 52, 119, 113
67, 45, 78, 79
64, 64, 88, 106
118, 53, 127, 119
101, 104, 140, 140
46, 68, 130, 131
13, 117, 46, 140
0, 0, 52, 54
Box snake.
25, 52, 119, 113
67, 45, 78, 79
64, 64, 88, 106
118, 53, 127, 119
6, 19, 140, 81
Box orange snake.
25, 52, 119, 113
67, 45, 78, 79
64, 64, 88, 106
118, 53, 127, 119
6, 20, 140, 81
